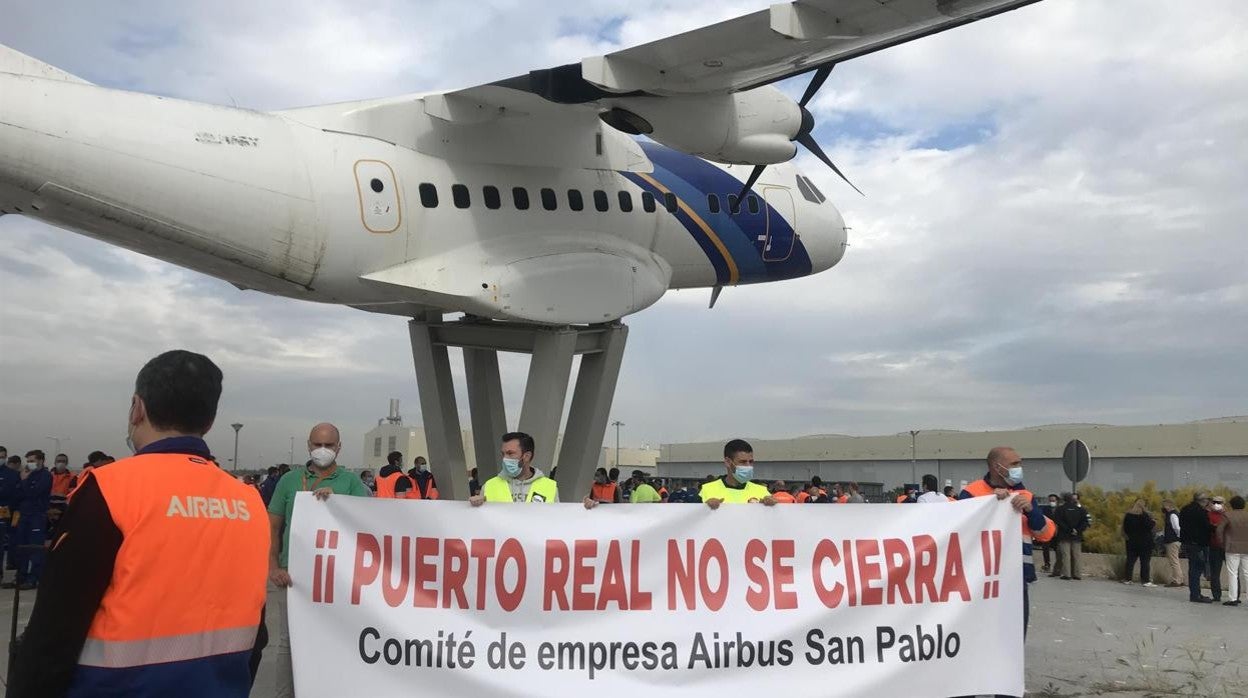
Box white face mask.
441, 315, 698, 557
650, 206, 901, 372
1213, 503, 1224, 512
309, 447, 337, 468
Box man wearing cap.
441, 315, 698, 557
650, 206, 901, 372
1179, 492, 1215, 603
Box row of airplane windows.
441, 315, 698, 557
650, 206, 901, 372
414, 183, 781, 216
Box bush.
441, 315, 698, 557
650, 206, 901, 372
1073, 482, 1241, 554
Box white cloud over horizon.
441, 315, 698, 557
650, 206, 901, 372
1, 0, 1246, 468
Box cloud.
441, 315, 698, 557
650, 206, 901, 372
2, 0, 1246, 467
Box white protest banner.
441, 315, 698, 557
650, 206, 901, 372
288, 493, 1023, 697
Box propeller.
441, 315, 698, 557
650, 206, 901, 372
736, 64, 863, 205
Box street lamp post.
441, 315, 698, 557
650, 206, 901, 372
289, 436, 295, 465
231, 423, 244, 472
909, 430, 920, 486
46, 435, 69, 458
611, 421, 624, 470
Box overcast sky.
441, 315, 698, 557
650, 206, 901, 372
1, 0, 1246, 468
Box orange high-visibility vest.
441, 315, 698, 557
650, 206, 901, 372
837, 494, 849, 504
414, 475, 439, 500
376, 471, 417, 499
51, 471, 76, 497
70, 453, 269, 693
411, 485, 429, 500
590, 482, 618, 503
796, 491, 810, 503
961, 480, 1056, 544
772, 491, 797, 504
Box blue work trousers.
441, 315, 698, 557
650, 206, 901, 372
14, 511, 47, 585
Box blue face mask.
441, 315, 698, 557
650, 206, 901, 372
733, 465, 754, 484
1006, 466, 1024, 484
501, 458, 522, 478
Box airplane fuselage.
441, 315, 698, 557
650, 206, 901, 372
0, 72, 847, 323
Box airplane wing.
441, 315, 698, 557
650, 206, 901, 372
497, 0, 1042, 100
280, 0, 1041, 171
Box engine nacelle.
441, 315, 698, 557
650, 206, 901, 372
602, 86, 801, 165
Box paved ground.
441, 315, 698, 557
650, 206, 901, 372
1023, 575, 1246, 697
0, 577, 1242, 696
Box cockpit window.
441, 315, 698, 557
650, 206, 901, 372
795, 175, 820, 204
802, 175, 827, 204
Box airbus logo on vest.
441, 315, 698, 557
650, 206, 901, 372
166, 495, 252, 521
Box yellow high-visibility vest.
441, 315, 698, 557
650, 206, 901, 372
699, 477, 769, 503
482, 475, 558, 503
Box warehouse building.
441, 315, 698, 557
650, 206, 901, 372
656, 417, 1248, 500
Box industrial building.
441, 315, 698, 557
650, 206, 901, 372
656, 418, 1248, 500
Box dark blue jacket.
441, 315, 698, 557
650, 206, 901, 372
18, 467, 52, 516
0, 466, 21, 511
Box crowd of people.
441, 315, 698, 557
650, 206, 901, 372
1027, 489, 1248, 606
0, 446, 115, 591
4, 349, 1246, 698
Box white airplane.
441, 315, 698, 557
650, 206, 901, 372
0, 0, 1041, 493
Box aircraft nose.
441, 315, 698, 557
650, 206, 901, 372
807, 202, 847, 274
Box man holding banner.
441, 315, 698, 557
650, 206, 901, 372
699, 439, 777, 508
287, 472, 1029, 696
268, 423, 370, 698
469, 432, 559, 504
958, 446, 1056, 637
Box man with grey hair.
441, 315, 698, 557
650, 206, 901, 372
267, 423, 369, 697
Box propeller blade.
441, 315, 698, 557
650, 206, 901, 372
796, 132, 864, 197
799, 64, 835, 108
736, 164, 767, 202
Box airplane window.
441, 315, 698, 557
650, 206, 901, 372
663, 192, 678, 213
452, 184, 470, 209
419, 183, 438, 208
618, 191, 634, 212
593, 190, 609, 212
727, 194, 740, 215
541, 188, 557, 211
568, 189, 584, 212
804, 175, 827, 203
370, 178, 384, 193
747, 195, 760, 214
641, 192, 656, 212
795, 175, 819, 204
483, 185, 501, 210
707, 194, 721, 214
513, 187, 530, 210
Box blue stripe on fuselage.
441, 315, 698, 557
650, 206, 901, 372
626, 142, 813, 285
